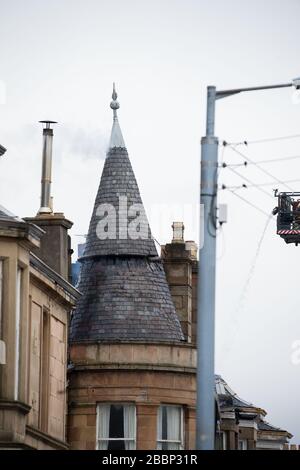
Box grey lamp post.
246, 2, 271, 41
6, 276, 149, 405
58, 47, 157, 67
196, 78, 300, 450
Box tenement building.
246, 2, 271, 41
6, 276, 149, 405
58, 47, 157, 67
67, 87, 292, 450
0, 205, 79, 449
0, 87, 293, 450
68, 86, 198, 450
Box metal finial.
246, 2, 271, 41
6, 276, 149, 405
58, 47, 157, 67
110, 82, 120, 113
112, 82, 117, 101
108, 83, 126, 148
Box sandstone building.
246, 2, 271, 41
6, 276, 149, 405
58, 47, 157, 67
0, 205, 79, 449
68, 86, 196, 450
0, 88, 293, 450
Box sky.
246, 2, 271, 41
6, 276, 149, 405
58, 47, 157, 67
1, 0, 300, 443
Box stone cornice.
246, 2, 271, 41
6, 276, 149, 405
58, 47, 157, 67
0, 399, 31, 415
69, 362, 197, 374
69, 342, 196, 373
26, 425, 69, 450
30, 253, 81, 304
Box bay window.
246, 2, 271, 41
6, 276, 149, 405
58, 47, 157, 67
96, 403, 136, 450
157, 405, 183, 450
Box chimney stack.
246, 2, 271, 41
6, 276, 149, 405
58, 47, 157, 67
24, 120, 73, 282
38, 120, 57, 214
161, 223, 198, 343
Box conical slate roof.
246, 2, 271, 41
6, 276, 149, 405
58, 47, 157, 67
70, 85, 184, 344
83, 147, 157, 258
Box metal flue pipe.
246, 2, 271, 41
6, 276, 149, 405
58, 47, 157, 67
38, 120, 57, 214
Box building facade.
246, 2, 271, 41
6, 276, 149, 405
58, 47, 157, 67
161, 224, 292, 450
0, 88, 293, 450
0, 206, 79, 449
68, 87, 198, 450
67, 87, 292, 450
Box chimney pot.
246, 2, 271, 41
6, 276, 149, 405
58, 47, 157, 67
172, 222, 185, 243
185, 240, 198, 260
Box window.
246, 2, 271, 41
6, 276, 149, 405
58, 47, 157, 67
216, 431, 227, 450
96, 404, 136, 450
0, 259, 5, 365
40, 309, 50, 432
157, 405, 183, 450
238, 439, 248, 450
14, 267, 22, 400
0, 259, 3, 338
222, 431, 227, 450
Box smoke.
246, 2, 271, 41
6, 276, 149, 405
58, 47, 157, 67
57, 126, 109, 161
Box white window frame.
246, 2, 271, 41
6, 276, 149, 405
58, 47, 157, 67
0, 259, 3, 339
14, 266, 22, 401
238, 439, 248, 450
157, 404, 184, 450
220, 431, 227, 450
96, 403, 136, 450
0, 259, 5, 365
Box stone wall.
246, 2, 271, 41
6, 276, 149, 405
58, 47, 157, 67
0, 230, 75, 449
68, 342, 197, 450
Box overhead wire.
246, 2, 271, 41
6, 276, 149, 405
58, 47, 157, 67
222, 214, 273, 363
221, 178, 300, 190
226, 165, 274, 199
220, 142, 273, 218
219, 135, 296, 359
226, 145, 295, 191
227, 189, 270, 217
222, 154, 300, 167
224, 133, 300, 146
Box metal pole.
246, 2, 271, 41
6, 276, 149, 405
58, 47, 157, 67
38, 120, 57, 214
196, 86, 218, 450
195, 78, 294, 450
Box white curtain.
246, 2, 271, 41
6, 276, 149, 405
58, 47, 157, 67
98, 404, 110, 450
123, 405, 136, 450
166, 406, 181, 450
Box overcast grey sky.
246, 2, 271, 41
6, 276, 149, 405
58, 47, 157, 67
1, 0, 300, 442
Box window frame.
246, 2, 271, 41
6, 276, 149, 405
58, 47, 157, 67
96, 403, 136, 450
14, 266, 22, 401
40, 307, 50, 432
222, 431, 227, 450
0, 258, 5, 366
157, 404, 184, 450
0, 259, 3, 339
238, 439, 248, 450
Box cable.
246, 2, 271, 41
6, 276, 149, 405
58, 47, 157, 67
216, 225, 226, 260
222, 214, 272, 363
228, 145, 295, 192
224, 133, 300, 146
227, 189, 270, 217
226, 166, 274, 199
223, 154, 300, 167
222, 178, 300, 190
